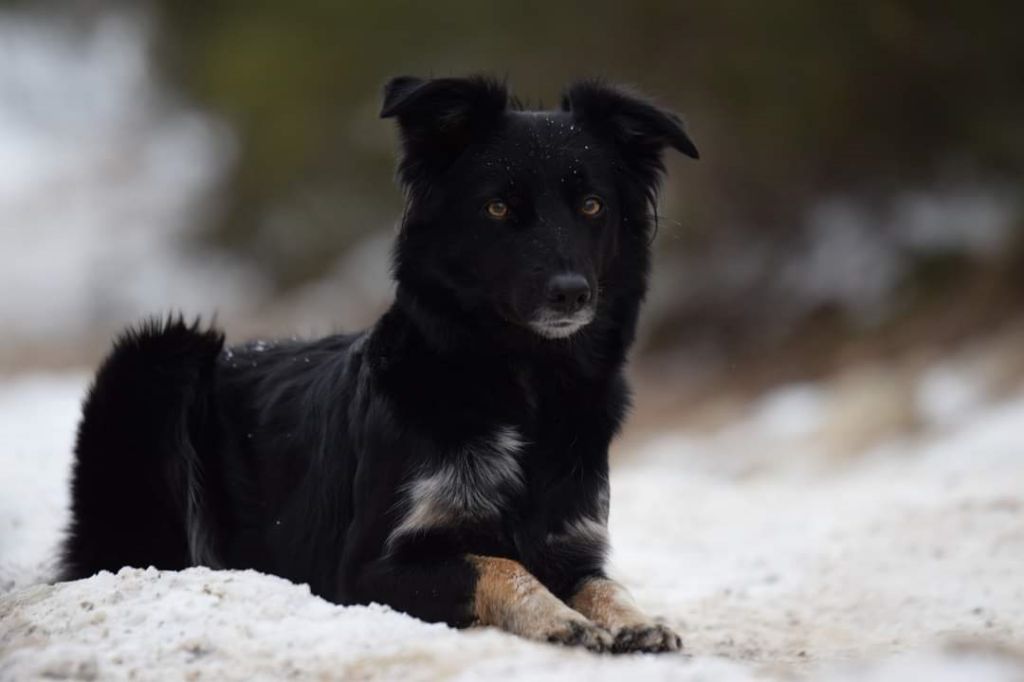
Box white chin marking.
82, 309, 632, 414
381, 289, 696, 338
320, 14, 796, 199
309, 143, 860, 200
529, 316, 592, 339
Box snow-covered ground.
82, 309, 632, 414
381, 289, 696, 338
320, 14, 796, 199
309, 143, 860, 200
1, 366, 1022, 681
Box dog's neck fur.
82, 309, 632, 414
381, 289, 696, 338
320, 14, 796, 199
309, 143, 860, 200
391, 279, 497, 359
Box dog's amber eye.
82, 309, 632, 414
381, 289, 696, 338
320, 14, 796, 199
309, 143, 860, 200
580, 196, 604, 217
485, 200, 510, 220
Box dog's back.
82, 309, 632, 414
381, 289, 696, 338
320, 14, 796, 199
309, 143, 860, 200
60, 317, 224, 580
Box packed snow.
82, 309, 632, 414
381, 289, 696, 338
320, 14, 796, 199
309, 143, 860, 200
1, 364, 1022, 681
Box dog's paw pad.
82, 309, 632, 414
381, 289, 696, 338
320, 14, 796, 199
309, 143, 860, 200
545, 619, 613, 653
612, 623, 682, 654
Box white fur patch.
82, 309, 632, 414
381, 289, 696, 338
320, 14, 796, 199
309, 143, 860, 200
185, 458, 221, 569
528, 309, 596, 340
546, 515, 610, 555
596, 476, 611, 523
387, 426, 526, 548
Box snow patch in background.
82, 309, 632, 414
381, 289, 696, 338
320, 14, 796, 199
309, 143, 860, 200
0, 11, 266, 343
0, 373, 84, 591
645, 187, 1021, 348
786, 188, 1020, 322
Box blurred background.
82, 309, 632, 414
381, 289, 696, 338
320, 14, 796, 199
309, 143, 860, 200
1, 0, 1022, 447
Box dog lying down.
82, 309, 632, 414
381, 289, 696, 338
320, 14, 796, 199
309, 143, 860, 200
59, 76, 699, 653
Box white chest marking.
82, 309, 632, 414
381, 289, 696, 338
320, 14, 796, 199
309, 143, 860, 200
387, 426, 525, 548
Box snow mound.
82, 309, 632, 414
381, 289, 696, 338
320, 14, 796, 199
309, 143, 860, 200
1, 567, 755, 682
2, 372, 1024, 680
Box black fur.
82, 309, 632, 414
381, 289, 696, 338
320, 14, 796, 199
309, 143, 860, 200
60, 76, 697, 629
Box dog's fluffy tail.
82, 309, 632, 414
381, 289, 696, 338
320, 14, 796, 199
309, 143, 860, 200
59, 316, 225, 581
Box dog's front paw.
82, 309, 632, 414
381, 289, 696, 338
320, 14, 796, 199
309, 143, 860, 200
544, 617, 614, 653
611, 622, 682, 654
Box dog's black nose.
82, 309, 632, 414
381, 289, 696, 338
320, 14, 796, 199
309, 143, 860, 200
546, 274, 591, 314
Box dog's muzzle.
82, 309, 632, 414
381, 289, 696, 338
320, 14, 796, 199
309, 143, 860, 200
527, 273, 597, 339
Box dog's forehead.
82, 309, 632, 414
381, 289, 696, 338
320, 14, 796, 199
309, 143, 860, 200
504, 110, 585, 154
509, 110, 576, 135
472, 110, 609, 181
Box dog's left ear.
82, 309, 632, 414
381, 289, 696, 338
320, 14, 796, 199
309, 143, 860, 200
381, 75, 508, 182
561, 81, 699, 174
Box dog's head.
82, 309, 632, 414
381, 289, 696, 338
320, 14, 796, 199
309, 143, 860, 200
382, 76, 697, 342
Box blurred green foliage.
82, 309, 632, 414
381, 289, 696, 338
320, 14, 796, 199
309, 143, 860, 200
151, 1, 1023, 289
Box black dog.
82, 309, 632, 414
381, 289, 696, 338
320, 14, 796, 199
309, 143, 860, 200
60, 76, 698, 653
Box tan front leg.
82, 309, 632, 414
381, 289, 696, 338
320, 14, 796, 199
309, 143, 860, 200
468, 555, 612, 652
570, 577, 682, 653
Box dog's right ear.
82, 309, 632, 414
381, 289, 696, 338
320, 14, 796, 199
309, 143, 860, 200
561, 81, 698, 199
381, 75, 508, 182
